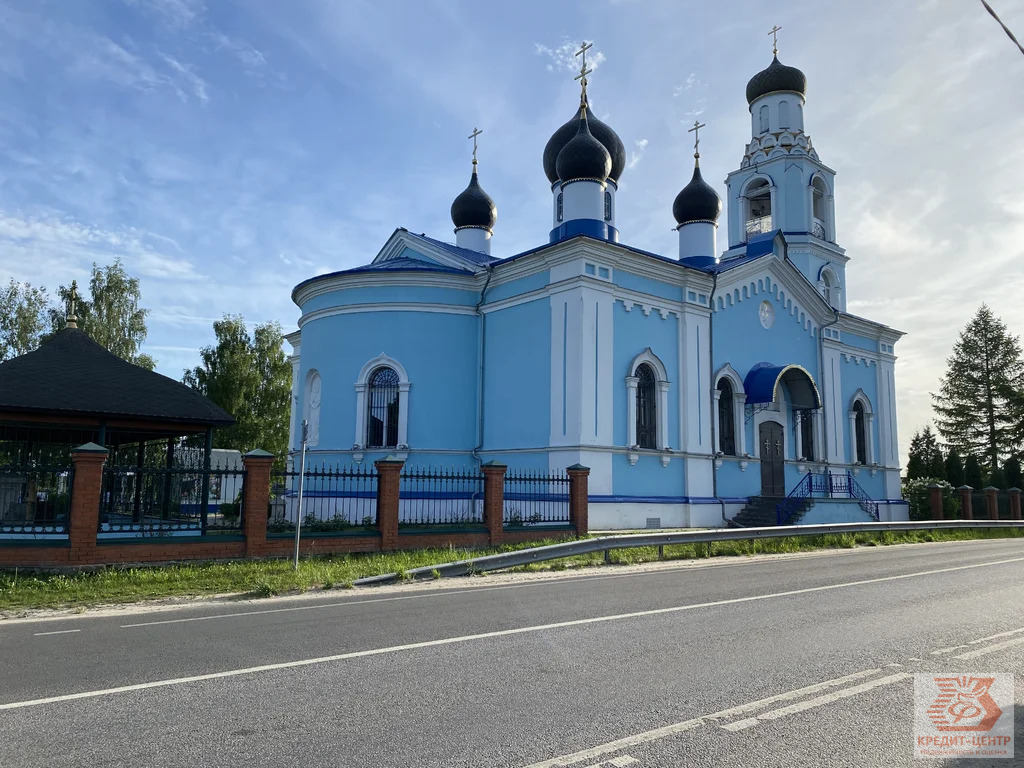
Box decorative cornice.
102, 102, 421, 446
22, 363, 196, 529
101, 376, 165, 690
299, 302, 478, 328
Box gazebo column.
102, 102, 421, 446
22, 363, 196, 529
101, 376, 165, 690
132, 441, 145, 522
163, 438, 174, 519
201, 428, 213, 533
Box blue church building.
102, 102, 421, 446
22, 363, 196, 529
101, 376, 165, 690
285, 44, 907, 529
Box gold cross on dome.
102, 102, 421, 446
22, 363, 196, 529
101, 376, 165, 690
688, 119, 706, 157
769, 25, 782, 55
574, 41, 594, 104
468, 127, 482, 166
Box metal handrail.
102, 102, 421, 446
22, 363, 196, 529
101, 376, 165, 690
352, 520, 1024, 585
847, 471, 880, 521
775, 472, 812, 525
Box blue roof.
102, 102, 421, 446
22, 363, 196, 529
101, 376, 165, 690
744, 362, 821, 408
494, 234, 683, 270
402, 230, 497, 266
702, 230, 781, 274
342, 257, 474, 275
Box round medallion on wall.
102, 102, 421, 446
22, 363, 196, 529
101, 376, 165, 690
759, 300, 775, 329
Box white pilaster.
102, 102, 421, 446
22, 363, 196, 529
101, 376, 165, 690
866, 412, 876, 465
822, 344, 843, 462
795, 411, 804, 460
625, 376, 638, 447
848, 410, 858, 464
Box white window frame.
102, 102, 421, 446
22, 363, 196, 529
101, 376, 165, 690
818, 264, 841, 309
625, 348, 670, 453
848, 389, 875, 465
713, 363, 747, 457
353, 354, 410, 450
303, 369, 322, 448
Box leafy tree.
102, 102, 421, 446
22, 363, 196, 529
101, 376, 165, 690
0, 279, 49, 361
1005, 456, 1022, 490
183, 315, 291, 458
903, 477, 960, 521
964, 454, 983, 489
932, 305, 1024, 471
944, 449, 965, 488
906, 425, 944, 481
49, 261, 155, 370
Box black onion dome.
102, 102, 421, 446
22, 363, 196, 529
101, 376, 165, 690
450, 169, 497, 231
673, 162, 722, 225
543, 105, 625, 183
556, 112, 612, 183
745, 55, 807, 105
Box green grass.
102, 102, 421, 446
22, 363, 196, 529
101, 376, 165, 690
0, 527, 1020, 613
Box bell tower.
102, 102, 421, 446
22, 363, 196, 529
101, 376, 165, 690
723, 28, 848, 310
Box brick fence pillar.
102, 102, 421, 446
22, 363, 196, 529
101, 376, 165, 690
927, 483, 944, 520
984, 486, 999, 521
481, 462, 507, 546
69, 443, 107, 564
566, 463, 590, 538
242, 449, 275, 558
1008, 488, 1022, 520
957, 485, 973, 520
375, 456, 404, 551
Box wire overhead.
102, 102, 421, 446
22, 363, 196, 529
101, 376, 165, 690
980, 0, 1024, 56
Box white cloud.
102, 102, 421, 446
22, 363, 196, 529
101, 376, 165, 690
160, 54, 208, 101
534, 39, 606, 75
123, 0, 205, 30
627, 138, 648, 170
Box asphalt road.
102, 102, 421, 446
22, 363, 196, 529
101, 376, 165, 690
2, 538, 1023, 767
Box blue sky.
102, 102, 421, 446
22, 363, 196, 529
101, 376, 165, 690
1, 0, 1023, 458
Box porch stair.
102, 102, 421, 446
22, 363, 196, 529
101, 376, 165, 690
730, 495, 810, 528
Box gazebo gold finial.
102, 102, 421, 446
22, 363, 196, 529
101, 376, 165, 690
66, 280, 79, 329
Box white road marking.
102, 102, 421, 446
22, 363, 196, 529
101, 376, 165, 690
32, 630, 81, 637
519, 668, 887, 768
931, 625, 1024, 656
721, 673, 912, 731
582, 758, 639, 768
4, 555, 1023, 713
953, 635, 1024, 660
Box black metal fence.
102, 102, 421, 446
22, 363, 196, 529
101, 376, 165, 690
268, 464, 377, 534
970, 491, 1013, 519
98, 463, 246, 535
503, 469, 570, 526
399, 466, 484, 526
0, 463, 72, 536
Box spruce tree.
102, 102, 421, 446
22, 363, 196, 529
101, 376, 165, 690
945, 449, 965, 488
1005, 456, 1022, 490
932, 305, 1024, 471
906, 425, 944, 480
964, 454, 983, 489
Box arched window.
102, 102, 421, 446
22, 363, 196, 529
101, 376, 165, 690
745, 178, 772, 239
759, 104, 769, 133
812, 176, 828, 240
303, 370, 322, 447
556, 193, 564, 222
853, 400, 867, 465
604, 190, 612, 221
635, 364, 657, 450
798, 410, 815, 460
366, 367, 400, 448
796, 103, 804, 131
779, 100, 790, 129
820, 266, 840, 308
717, 378, 736, 455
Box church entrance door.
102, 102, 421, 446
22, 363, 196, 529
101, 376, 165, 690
759, 421, 785, 497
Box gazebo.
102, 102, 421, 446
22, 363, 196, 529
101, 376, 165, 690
0, 325, 234, 531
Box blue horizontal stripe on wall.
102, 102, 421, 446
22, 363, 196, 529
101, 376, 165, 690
549, 219, 619, 244
589, 495, 753, 505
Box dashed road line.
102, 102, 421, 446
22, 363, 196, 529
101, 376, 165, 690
32, 629, 81, 637
930, 625, 1024, 656
953, 634, 1024, 660
721, 672, 912, 731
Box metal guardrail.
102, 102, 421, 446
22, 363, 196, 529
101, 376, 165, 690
352, 520, 1024, 585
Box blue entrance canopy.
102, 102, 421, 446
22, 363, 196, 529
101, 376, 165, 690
743, 362, 822, 409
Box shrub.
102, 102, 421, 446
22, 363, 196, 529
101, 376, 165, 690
902, 477, 960, 520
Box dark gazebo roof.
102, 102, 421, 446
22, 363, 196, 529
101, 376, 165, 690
0, 328, 233, 427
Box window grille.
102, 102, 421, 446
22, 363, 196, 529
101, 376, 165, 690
556, 193, 563, 222
799, 409, 815, 461
635, 364, 657, 450
853, 401, 867, 464
366, 366, 400, 448
717, 379, 736, 455
604, 191, 612, 221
